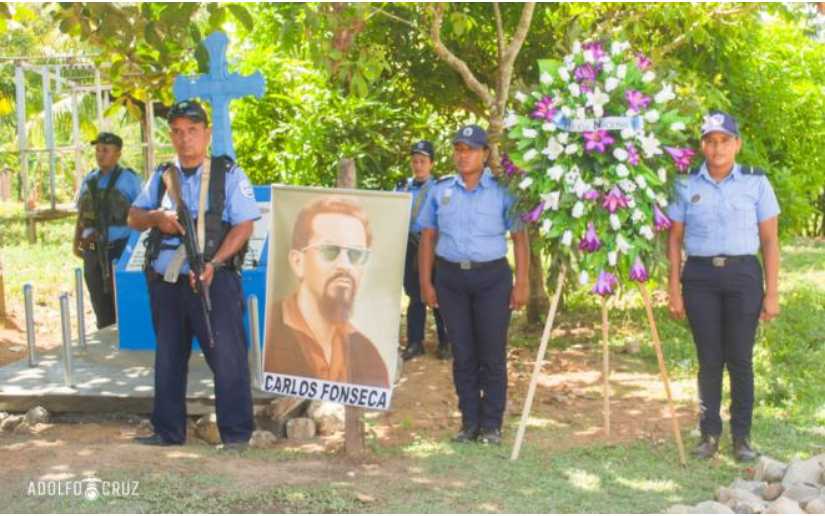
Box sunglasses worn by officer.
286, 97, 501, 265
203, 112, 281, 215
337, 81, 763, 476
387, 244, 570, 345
302, 243, 370, 266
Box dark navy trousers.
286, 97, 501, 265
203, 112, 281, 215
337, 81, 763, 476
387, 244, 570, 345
147, 269, 253, 444
682, 256, 763, 439
404, 242, 447, 346
83, 238, 127, 329
435, 259, 513, 431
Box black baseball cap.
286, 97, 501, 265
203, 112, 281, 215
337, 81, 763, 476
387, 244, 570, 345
411, 140, 435, 160
167, 100, 209, 125
90, 132, 123, 149
701, 110, 739, 138
453, 124, 488, 148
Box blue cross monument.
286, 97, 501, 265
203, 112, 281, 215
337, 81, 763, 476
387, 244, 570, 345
173, 31, 265, 160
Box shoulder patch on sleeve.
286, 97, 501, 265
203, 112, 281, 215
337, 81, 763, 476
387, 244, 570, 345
741, 165, 766, 176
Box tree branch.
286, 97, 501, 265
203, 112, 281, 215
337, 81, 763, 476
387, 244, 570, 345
429, 3, 495, 109
493, 3, 505, 64
496, 2, 535, 116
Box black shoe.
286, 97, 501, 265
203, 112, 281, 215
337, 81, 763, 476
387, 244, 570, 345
435, 343, 452, 360
733, 437, 759, 462
218, 441, 249, 453
478, 428, 502, 446
133, 434, 180, 447
451, 426, 479, 443
402, 341, 425, 361
692, 434, 719, 459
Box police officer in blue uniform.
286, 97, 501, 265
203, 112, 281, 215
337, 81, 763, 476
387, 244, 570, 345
396, 140, 449, 361
128, 100, 260, 450
667, 111, 781, 462
418, 125, 529, 445
73, 132, 142, 329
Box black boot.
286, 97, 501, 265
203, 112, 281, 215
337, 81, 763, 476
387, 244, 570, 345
692, 434, 719, 459
435, 341, 452, 360
402, 341, 425, 361
733, 436, 759, 462
451, 425, 479, 443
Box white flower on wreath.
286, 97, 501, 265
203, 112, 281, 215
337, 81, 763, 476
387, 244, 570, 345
627, 196, 636, 209
610, 213, 621, 231
603, 61, 615, 74
670, 121, 686, 132
523, 148, 538, 162
541, 191, 561, 210
616, 164, 630, 178
634, 175, 648, 189
561, 229, 573, 247
518, 177, 533, 190
619, 179, 637, 193
572, 41, 582, 54
522, 127, 538, 139
576, 107, 586, 120
593, 177, 607, 187
608, 250, 618, 266
616, 64, 627, 79
573, 178, 591, 198
656, 193, 668, 208
559, 67, 570, 82
564, 143, 579, 155
644, 110, 660, 123
631, 209, 645, 223
540, 218, 553, 236
616, 234, 632, 254
515, 91, 528, 103
579, 270, 589, 285
503, 112, 518, 129
645, 187, 656, 200
540, 72, 553, 85
547, 165, 565, 181
561, 106, 573, 117
572, 201, 585, 218
542, 122, 556, 132
586, 87, 610, 118
583, 49, 596, 64
621, 127, 636, 140
657, 167, 668, 183
655, 83, 676, 104
557, 131, 569, 144
639, 132, 663, 158
613, 147, 629, 162
642, 70, 656, 83
639, 225, 655, 240
604, 76, 620, 93
542, 137, 565, 161
569, 82, 582, 98
611, 40, 630, 56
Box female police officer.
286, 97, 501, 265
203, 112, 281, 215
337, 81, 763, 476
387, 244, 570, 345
418, 125, 529, 445
667, 111, 780, 462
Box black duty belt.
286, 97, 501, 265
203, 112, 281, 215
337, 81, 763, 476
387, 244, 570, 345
436, 256, 508, 271
687, 255, 756, 268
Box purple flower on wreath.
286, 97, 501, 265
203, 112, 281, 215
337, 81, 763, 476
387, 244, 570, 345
625, 90, 652, 112
583, 41, 606, 60
635, 52, 653, 71
626, 143, 640, 166
582, 189, 600, 202
501, 153, 522, 177
664, 146, 696, 173
578, 222, 602, 253
521, 202, 545, 223
574, 63, 599, 82
602, 186, 629, 213
629, 256, 649, 283
532, 96, 557, 121
592, 270, 618, 297
583, 129, 614, 154
653, 204, 672, 231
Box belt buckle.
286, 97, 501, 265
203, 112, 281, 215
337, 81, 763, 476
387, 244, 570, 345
712, 256, 727, 267
459, 260, 472, 270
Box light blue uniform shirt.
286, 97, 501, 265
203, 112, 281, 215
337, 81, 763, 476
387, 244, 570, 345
395, 176, 436, 235
76, 166, 143, 242
668, 162, 780, 257
418, 168, 522, 263
132, 160, 261, 275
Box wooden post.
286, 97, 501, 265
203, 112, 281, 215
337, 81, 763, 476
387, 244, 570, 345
336, 157, 365, 456
511, 262, 567, 461
0, 252, 6, 319
638, 283, 687, 466
601, 296, 610, 437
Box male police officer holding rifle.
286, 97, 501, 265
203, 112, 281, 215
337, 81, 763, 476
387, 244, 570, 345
128, 100, 260, 450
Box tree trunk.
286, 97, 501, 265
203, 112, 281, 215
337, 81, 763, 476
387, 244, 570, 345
0, 252, 6, 319
525, 226, 549, 325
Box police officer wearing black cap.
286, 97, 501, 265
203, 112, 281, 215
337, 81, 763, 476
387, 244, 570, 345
128, 100, 260, 450
418, 125, 529, 446
668, 111, 781, 462
396, 140, 450, 361
73, 132, 142, 328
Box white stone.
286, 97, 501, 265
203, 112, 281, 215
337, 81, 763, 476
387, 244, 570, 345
765, 497, 804, 514
783, 458, 823, 488
307, 401, 345, 436
25, 406, 50, 426
195, 413, 221, 445
286, 418, 316, 440
804, 496, 825, 514
249, 430, 278, 449
694, 500, 734, 514
782, 483, 821, 505
0, 415, 23, 433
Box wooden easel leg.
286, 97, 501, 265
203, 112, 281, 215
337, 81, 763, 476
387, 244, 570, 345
638, 283, 687, 466
510, 263, 567, 461
601, 296, 610, 438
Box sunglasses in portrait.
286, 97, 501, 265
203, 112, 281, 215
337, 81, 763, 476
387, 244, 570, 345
302, 243, 371, 266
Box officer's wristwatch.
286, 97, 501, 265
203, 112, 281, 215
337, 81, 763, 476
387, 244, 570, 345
209, 259, 225, 270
